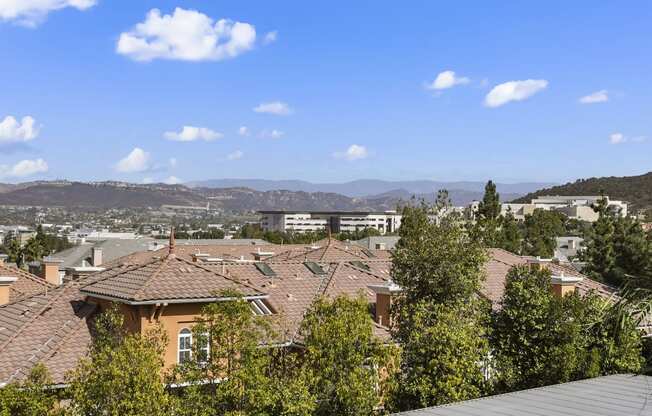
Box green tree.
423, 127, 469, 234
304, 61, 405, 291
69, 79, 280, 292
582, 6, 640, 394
392, 195, 487, 306
301, 295, 392, 416
66, 305, 173, 416
0, 364, 57, 416
582, 197, 619, 284
498, 211, 522, 254
389, 301, 489, 410
613, 217, 652, 287
491, 265, 643, 392
522, 209, 565, 257
390, 193, 489, 411
473, 180, 502, 248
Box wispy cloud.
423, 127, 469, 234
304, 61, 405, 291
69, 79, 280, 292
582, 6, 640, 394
609, 132, 625, 144
484, 79, 548, 108
0, 0, 96, 27
238, 126, 250, 136
164, 125, 222, 142
227, 150, 244, 160
579, 90, 608, 104
115, 147, 151, 173
253, 101, 292, 115
259, 129, 284, 139
333, 144, 368, 161
0, 158, 48, 178
116, 8, 256, 62
426, 70, 470, 90
263, 31, 277, 45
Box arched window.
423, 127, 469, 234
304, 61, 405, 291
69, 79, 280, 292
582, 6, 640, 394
178, 328, 192, 363
178, 328, 210, 364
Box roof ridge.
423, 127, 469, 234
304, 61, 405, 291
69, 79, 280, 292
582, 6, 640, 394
174, 256, 266, 296
0, 263, 53, 288
341, 261, 388, 282
134, 256, 174, 301
79, 256, 163, 290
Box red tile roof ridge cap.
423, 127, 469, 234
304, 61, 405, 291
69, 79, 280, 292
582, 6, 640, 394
0, 286, 69, 357
173, 255, 267, 296
328, 244, 369, 260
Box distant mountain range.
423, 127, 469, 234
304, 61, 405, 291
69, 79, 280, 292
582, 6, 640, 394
513, 171, 652, 211
188, 178, 554, 198
0, 179, 540, 211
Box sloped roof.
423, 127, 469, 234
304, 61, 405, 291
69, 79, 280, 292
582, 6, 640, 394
80, 254, 265, 303
0, 284, 96, 385
391, 374, 652, 416
0, 262, 52, 302
265, 238, 381, 262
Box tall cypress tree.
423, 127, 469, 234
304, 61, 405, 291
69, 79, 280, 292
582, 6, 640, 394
474, 180, 503, 248
582, 197, 618, 284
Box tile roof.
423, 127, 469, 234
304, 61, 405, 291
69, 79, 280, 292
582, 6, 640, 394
0, 262, 52, 302
0, 241, 618, 387
80, 254, 265, 303
391, 374, 652, 416
0, 284, 96, 385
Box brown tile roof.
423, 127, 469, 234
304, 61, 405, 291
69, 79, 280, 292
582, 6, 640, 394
0, 263, 52, 302
80, 254, 266, 303
0, 284, 96, 385
265, 238, 381, 262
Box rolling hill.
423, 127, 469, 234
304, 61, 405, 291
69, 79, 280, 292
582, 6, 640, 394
513, 171, 652, 211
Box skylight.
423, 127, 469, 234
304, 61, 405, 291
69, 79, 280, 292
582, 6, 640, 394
255, 262, 277, 277
304, 261, 327, 275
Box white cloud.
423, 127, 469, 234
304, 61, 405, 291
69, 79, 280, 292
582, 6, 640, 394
164, 125, 222, 142
253, 101, 292, 115
169, 157, 178, 168
579, 90, 609, 104
334, 144, 368, 161
609, 132, 625, 145
0, 0, 96, 27
0, 115, 40, 143
115, 147, 151, 173
164, 175, 181, 185
0, 158, 48, 177
116, 7, 256, 62
426, 70, 470, 90
263, 31, 277, 45
238, 126, 249, 136
259, 129, 284, 139
227, 150, 244, 160
484, 79, 548, 108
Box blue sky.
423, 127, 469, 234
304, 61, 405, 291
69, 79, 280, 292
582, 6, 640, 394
1, 1, 651, 185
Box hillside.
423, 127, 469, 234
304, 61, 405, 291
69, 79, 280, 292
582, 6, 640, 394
513, 171, 652, 210
0, 180, 528, 211
189, 178, 553, 197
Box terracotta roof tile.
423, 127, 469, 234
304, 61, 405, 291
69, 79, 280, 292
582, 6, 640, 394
81, 255, 265, 303
0, 263, 52, 302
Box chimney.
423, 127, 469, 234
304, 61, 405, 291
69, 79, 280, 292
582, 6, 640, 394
91, 247, 103, 267
41, 258, 64, 286
168, 227, 176, 256
527, 256, 552, 271
0, 276, 17, 305
367, 282, 402, 328
551, 273, 583, 297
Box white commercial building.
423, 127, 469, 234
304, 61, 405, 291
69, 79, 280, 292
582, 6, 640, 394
500, 195, 627, 222
259, 211, 402, 234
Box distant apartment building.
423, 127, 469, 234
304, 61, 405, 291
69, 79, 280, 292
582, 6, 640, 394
259, 211, 402, 234
499, 195, 628, 222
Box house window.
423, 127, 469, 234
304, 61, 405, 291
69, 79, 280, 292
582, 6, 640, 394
178, 328, 210, 364
178, 328, 192, 363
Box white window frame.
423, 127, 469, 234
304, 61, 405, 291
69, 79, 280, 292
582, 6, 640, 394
178, 327, 210, 364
